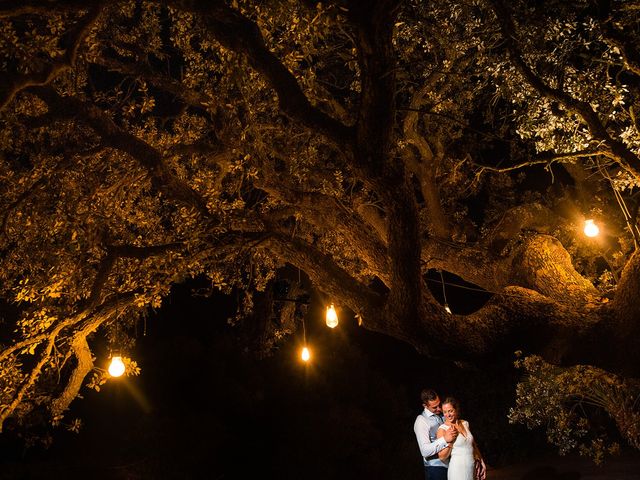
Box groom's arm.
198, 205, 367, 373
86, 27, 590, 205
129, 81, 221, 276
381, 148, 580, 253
436, 428, 453, 461
413, 417, 448, 458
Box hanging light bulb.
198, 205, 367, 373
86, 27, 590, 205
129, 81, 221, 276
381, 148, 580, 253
444, 304, 452, 314
301, 346, 311, 362
325, 304, 338, 328
108, 356, 126, 377
584, 219, 600, 237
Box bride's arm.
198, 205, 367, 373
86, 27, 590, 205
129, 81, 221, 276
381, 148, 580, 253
436, 427, 452, 461
469, 422, 486, 480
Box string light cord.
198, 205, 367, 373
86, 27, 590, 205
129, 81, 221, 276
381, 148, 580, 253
425, 277, 554, 299
438, 269, 449, 307
599, 162, 640, 248
612, 184, 640, 247
302, 316, 307, 344
112, 289, 119, 356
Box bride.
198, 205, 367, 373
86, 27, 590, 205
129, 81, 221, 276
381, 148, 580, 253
436, 397, 486, 480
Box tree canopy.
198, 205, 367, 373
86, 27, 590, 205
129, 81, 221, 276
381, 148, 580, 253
1, 0, 639, 460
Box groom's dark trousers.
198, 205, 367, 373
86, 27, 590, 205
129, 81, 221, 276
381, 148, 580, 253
424, 466, 448, 480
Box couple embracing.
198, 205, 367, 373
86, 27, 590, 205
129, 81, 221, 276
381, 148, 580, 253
413, 389, 487, 480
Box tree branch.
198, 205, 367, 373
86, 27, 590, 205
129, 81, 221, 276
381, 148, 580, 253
258, 182, 391, 284
91, 56, 216, 110
85, 242, 184, 307
489, 0, 640, 180
472, 149, 610, 174
0, 3, 105, 112
402, 77, 450, 238
0, 291, 138, 431
30, 86, 210, 216
50, 335, 93, 418
595, 0, 640, 77
171, 0, 353, 146
264, 233, 384, 323
0, 309, 89, 431
350, 0, 400, 171
348, 1, 427, 326
0, 242, 181, 364
611, 250, 640, 341
452, 286, 589, 362
0, 0, 100, 18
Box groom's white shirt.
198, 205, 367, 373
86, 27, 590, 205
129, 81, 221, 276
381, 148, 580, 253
414, 409, 449, 467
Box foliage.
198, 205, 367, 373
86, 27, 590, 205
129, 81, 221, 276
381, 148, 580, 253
510, 353, 640, 464
85, 356, 142, 393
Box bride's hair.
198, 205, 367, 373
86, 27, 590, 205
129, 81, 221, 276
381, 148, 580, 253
442, 396, 462, 416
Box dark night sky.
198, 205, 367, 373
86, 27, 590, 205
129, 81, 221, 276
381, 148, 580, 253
0, 277, 620, 479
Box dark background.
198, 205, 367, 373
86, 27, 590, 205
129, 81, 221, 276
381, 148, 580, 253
0, 278, 552, 479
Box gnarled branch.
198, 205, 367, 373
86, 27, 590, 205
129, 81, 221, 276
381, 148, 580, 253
490, 0, 640, 180
30, 86, 210, 216
0, 3, 105, 112
172, 0, 354, 146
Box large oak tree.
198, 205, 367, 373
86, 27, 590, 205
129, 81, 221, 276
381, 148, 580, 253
1, 0, 639, 459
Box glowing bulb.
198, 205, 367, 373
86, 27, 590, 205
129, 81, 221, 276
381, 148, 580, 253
301, 346, 310, 362
108, 356, 126, 377
444, 304, 452, 314
584, 219, 600, 237
326, 304, 338, 328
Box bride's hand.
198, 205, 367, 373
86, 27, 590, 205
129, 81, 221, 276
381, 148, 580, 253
474, 458, 486, 480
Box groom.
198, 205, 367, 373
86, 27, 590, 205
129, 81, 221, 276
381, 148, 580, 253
414, 388, 458, 480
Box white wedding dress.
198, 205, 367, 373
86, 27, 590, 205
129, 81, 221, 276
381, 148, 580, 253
439, 421, 475, 480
